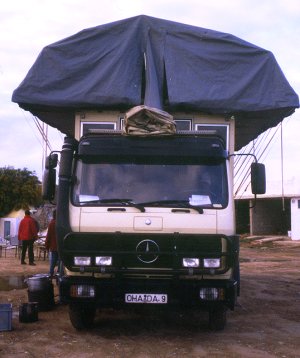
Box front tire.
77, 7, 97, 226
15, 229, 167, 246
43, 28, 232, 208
209, 305, 227, 331
69, 303, 96, 330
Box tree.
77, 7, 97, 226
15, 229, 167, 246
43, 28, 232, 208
0, 167, 42, 217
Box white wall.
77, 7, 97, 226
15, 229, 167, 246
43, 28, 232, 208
291, 198, 300, 240
0, 210, 24, 240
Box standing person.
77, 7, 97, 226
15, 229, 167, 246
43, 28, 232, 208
45, 210, 59, 278
18, 209, 38, 265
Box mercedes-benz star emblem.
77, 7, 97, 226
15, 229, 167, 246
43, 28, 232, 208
136, 240, 159, 263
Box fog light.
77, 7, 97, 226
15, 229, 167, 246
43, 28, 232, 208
74, 256, 91, 266
70, 284, 95, 298
183, 258, 200, 268
199, 288, 219, 300
203, 258, 220, 268
96, 256, 112, 266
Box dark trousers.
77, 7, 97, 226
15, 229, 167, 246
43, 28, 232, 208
21, 239, 35, 263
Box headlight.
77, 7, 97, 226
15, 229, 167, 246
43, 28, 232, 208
95, 256, 112, 266
182, 258, 200, 268
199, 288, 220, 300
70, 284, 95, 298
203, 258, 221, 268
74, 256, 91, 266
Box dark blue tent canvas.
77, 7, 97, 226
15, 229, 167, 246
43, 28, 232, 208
12, 15, 299, 150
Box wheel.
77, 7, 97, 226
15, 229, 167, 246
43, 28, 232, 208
234, 262, 241, 297
232, 236, 240, 297
209, 305, 227, 331
69, 303, 96, 330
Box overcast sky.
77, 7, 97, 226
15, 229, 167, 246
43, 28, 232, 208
0, 0, 299, 195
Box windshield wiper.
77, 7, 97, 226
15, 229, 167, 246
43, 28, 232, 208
139, 200, 204, 214
80, 198, 145, 212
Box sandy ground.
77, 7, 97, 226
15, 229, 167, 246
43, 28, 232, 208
1, 237, 300, 358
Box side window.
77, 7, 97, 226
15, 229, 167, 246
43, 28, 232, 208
174, 119, 192, 131
195, 124, 228, 149
81, 122, 116, 136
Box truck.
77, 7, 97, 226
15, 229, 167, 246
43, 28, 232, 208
41, 105, 265, 330
12, 16, 298, 330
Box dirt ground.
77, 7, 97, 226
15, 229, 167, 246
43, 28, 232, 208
1, 236, 300, 358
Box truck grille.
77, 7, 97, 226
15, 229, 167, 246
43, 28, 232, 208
62, 232, 233, 275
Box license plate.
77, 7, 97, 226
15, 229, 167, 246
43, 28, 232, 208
125, 293, 168, 304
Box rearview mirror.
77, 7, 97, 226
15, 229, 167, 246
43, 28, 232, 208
251, 163, 266, 195
42, 168, 56, 201
45, 153, 58, 169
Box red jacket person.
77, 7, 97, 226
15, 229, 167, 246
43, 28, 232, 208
45, 210, 59, 277
18, 209, 38, 265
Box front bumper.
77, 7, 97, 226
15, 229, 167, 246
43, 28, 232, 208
59, 276, 237, 310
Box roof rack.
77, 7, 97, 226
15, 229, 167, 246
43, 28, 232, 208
86, 129, 218, 136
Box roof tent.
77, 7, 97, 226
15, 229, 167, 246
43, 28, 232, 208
12, 15, 299, 150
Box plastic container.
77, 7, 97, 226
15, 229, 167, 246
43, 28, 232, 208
25, 274, 55, 311
0, 303, 12, 331
19, 302, 39, 323
25, 274, 51, 292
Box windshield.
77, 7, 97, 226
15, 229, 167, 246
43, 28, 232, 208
72, 160, 228, 208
